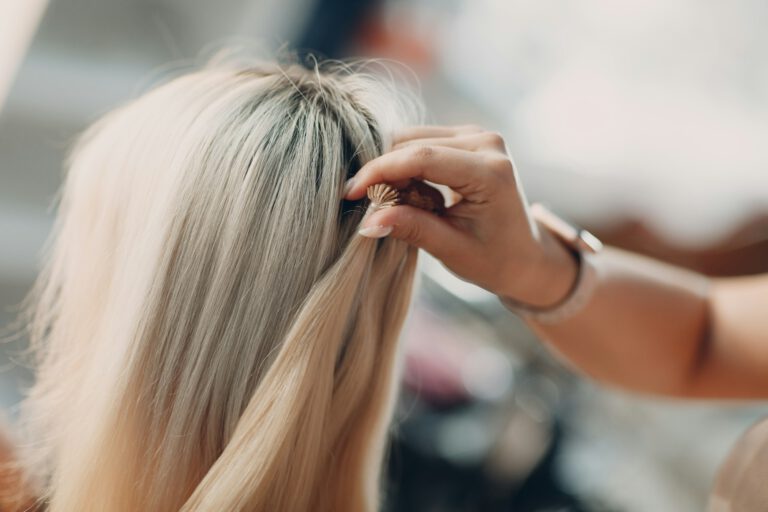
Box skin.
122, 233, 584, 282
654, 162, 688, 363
346, 124, 768, 400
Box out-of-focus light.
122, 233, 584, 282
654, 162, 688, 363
461, 345, 514, 402
440, 0, 768, 246
419, 252, 495, 305
436, 413, 495, 465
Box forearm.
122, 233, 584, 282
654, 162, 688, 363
529, 245, 713, 397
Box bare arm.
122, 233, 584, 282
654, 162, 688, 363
531, 244, 768, 398
345, 124, 768, 400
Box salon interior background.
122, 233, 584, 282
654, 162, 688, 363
3, 1, 768, 511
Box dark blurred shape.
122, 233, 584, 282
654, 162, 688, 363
383, 297, 596, 512
595, 214, 768, 277
295, 0, 381, 59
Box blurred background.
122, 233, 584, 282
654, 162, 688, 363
3, 0, 768, 510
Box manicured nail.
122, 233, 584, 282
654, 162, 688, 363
343, 178, 356, 197
358, 225, 393, 238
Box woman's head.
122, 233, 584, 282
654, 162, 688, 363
21, 58, 420, 511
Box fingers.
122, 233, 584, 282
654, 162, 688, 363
393, 131, 508, 153
392, 124, 483, 145
358, 204, 472, 261
344, 145, 489, 200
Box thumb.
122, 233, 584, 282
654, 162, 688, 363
358, 205, 467, 261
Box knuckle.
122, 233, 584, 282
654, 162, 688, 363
408, 144, 435, 162
482, 131, 507, 150
486, 155, 515, 183
397, 213, 422, 245
459, 124, 484, 133
402, 224, 422, 245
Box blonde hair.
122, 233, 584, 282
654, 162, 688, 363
17, 58, 420, 511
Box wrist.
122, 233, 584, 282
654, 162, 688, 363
499, 205, 605, 323
499, 224, 579, 308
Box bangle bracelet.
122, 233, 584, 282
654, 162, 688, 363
500, 250, 599, 324
499, 204, 603, 324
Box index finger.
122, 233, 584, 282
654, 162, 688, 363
344, 145, 486, 200
392, 124, 484, 145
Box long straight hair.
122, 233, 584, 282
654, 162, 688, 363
17, 58, 420, 511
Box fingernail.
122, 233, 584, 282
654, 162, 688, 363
358, 225, 393, 238
343, 178, 356, 197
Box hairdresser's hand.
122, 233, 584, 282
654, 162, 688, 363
344, 125, 577, 307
